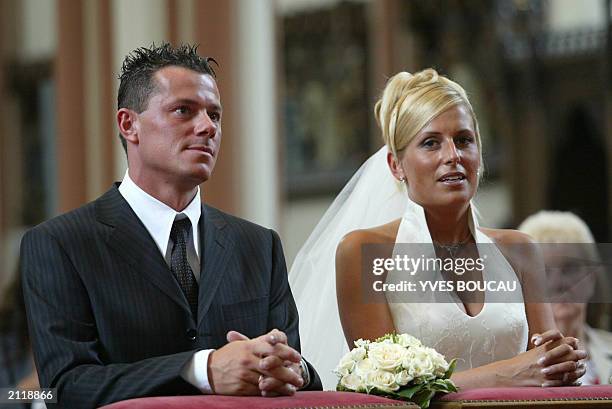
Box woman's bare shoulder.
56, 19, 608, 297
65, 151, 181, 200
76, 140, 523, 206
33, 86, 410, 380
337, 219, 401, 257
479, 227, 541, 283
478, 227, 535, 245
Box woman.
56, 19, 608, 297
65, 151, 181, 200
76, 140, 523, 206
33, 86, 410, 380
290, 69, 586, 390
519, 210, 612, 384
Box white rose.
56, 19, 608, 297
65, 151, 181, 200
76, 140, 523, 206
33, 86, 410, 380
427, 349, 449, 376
334, 354, 356, 377
354, 357, 378, 378
401, 350, 416, 374
340, 373, 365, 391
397, 333, 422, 348
349, 346, 367, 361
416, 346, 448, 377
395, 370, 413, 386
403, 347, 435, 378
416, 354, 435, 377
368, 343, 406, 371
365, 369, 400, 392
354, 338, 370, 348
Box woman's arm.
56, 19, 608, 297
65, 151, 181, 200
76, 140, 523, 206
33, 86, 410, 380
510, 231, 557, 346
336, 230, 396, 347
481, 228, 558, 346
452, 229, 586, 388
451, 337, 585, 388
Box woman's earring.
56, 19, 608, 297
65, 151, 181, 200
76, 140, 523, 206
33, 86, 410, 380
399, 177, 405, 182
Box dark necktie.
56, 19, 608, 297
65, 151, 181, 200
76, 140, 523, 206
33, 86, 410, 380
170, 218, 199, 318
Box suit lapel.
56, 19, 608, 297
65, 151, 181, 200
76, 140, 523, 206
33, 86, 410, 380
198, 205, 235, 327
96, 185, 192, 316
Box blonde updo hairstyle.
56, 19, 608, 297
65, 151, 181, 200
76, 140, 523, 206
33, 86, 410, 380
374, 69, 483, 173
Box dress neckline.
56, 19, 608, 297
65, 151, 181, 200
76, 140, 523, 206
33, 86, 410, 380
393, 200, 492, 318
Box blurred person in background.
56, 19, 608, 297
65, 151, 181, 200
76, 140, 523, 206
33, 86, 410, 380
519, 210, 612, 384
0, 273, 46, 408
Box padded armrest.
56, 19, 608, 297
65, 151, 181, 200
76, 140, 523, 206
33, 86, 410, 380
99, 391, 418, 409
99, 386, 612, 409
431, 385, 612, 408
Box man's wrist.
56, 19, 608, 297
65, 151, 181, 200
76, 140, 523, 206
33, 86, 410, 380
298, 358, 310, 390
181, 349, 215, 393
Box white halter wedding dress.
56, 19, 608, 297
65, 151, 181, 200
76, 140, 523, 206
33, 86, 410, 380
289, 147, 528, 390
387, 199, 528, 372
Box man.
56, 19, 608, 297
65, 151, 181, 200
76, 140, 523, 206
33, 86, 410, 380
20, 43, 321, 408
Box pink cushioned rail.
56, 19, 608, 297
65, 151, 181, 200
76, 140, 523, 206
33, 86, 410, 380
99, 391, 417, 409
439, 385, 612, 401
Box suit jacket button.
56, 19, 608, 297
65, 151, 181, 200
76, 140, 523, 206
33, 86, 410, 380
186, 328, 197, 341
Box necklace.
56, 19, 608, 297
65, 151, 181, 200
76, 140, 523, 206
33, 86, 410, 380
433, 230, 472, 258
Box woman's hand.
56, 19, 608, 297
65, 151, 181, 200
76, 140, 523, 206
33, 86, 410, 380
535, 331, 586, 386
530, 329, 565, 347
531, 329, 586, 385
507, 335, 587, 387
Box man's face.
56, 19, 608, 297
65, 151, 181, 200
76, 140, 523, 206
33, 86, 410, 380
129, 66, 222, 190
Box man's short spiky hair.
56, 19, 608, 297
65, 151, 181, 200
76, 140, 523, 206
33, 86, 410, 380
117, 43, 217, 153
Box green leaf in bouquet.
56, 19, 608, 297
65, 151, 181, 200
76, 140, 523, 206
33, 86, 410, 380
396, 383, 425, 399
431, 379, 450, 390
443, 379, 458, 393
365, 386, 396, 399
430, 379, 457, 394
374, 332, 397, 343
412, 387, 436, 409
444, 358, 457, 379
336, 383, 350, 392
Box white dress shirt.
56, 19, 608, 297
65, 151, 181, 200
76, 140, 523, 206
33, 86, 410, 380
119, 170, 213, 393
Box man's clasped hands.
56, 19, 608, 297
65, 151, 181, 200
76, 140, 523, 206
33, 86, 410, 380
208, 329, 305, 396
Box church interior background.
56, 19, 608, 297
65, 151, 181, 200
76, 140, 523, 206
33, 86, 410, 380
0, 0, 611, 331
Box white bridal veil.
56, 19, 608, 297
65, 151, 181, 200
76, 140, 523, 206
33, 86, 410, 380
289, 146, 407, 390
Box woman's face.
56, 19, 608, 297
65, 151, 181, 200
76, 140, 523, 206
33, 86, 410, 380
542, 245, 593, 332
397, 104, 480, 210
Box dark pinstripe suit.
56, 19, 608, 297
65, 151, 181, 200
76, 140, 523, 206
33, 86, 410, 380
20, 185, 321, 408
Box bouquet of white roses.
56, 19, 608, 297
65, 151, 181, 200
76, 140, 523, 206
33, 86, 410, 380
334, 333, 457, 409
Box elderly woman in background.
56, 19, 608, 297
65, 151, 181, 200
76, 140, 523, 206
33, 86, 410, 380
519, 210, 612, 384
